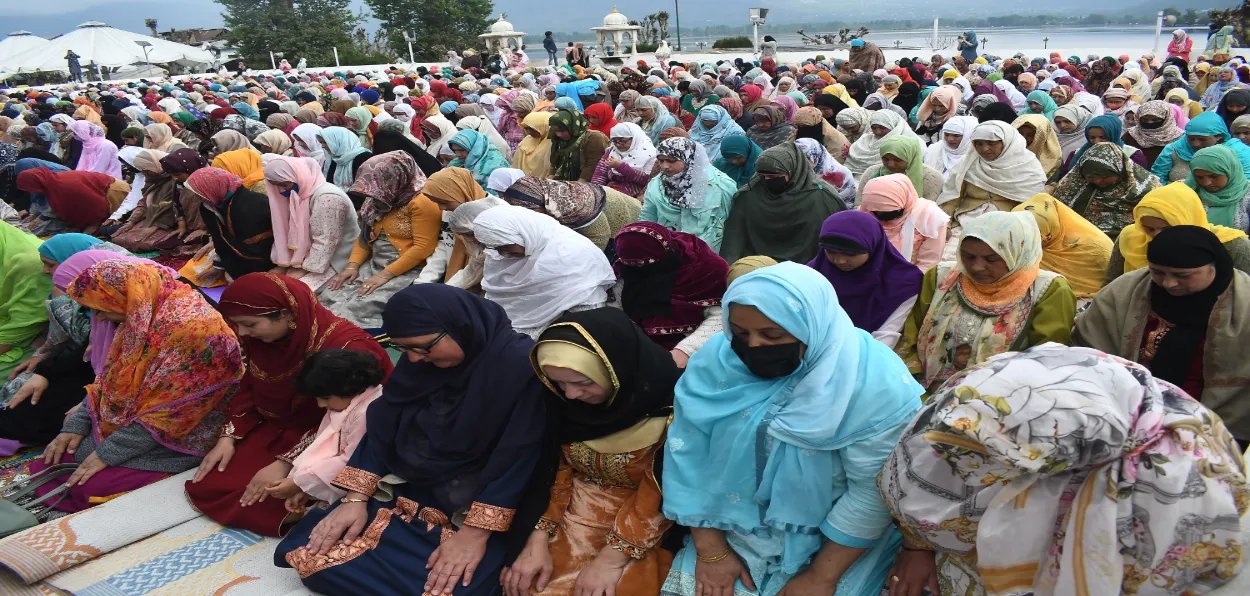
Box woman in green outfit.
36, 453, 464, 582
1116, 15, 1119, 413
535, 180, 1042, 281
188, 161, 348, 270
0, 222, 52, 379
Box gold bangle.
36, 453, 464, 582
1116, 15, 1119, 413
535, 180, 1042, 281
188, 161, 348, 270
339, 497, 368, 504
696, 548, 731, 563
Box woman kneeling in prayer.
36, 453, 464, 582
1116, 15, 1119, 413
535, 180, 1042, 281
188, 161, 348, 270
275, 284, 546, 596
35, 260, 243, 512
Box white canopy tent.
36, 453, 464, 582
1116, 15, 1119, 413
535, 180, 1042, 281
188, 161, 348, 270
0, 31, 49, 66
0, 22, 214, 73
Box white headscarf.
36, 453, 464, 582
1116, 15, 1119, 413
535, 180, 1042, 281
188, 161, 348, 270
995, 80, 1028, 111
923, 115, 978, 176
843, 110, 916, 176
392, 103, 415, 123
937, 121, 1048, 207
479, 93, 502, 128
473, 205, 617, 333
486, 168, 527, 194
608, 122, 657, 171
456, 115, 511, 158
156, 98, 182, 114
290, 123, 326, 168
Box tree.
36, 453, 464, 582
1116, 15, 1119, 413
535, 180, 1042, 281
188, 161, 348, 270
215, 0, 360, 67
656, 11, 670, 41
365, 0, 495, 62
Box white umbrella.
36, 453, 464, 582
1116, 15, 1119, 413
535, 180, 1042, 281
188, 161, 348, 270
0, 21, 214, 73
0, 31, 49, 67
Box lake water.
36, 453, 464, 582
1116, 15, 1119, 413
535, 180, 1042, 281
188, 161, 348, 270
645, 25, 1217, 65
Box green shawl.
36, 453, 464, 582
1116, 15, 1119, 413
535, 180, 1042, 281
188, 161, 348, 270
1186, 145, 1249, 227
719, 142, 847, 264
548, 110, 591, 181
0, 222, 51, 362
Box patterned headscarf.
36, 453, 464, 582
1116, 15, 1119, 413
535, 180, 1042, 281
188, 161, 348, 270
185, 167, 244, 207
657, 137, 698, 208
351, 151, 428, 242
67, 260, 243, 455
159, 148, 207, 175
500, 176, 606, 229
547, 110, 591, 181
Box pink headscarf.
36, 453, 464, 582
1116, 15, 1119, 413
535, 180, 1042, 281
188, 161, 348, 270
263, 156, 326, 267
771, 95, 799, 123
70, 120, 122, 179
1169, 102, 1189, 129
53, 250, 172, 375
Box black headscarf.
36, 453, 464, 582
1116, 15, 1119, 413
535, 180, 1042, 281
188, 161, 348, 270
1145, 225, 1234, 387
370, 284, 547, 513
812, 93, 849, 126
979, 101, 1019, 124
1217, 88, 1250, 129
508, 307, 679, 562
370, 129, 444, 177
894, 81, 922, 115
844, 79, 867, 106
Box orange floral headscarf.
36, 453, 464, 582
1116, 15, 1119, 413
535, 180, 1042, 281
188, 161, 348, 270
68, 260, 243, 455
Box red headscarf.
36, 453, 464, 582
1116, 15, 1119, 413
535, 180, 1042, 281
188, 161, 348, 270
761, 57, 777, 77
409, 95, 435, 142
16, 169, 113, 228
444, 88, 464, 104
739, 84, 763, 104
217, 272, 393, 435
429, 80, 448, 101
890, 68, 915, 84
659, 95, 694, 129
613, 221, 729, 348
584, 103, 618, 136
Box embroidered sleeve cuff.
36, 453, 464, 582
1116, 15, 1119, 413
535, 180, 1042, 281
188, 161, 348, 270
331, 467, 380, 497
221, 421, 243, 440
605, 531, 648, 560
276, 430, 317, 463
463, 502, 515, 532
536, 517, 560, 536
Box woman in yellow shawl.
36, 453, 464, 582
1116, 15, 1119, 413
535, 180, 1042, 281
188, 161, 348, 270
511, 111, 554, 178
0, 222, 52, 380
1106, 182, 1250, 283
1013, 194, 1113, 300
73, 104, 103, 127
36, 259, 243, 512
212, 148, 267, 192
822, 83, 859, 108
1012, 114, 1063, 179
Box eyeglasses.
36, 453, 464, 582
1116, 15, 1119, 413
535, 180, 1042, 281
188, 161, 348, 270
393, 332, 447, 356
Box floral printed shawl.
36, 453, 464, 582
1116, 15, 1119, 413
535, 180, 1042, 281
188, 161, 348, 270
880, 344, 1248, 596
351, 151, 427, 243
68, 260, 243, 455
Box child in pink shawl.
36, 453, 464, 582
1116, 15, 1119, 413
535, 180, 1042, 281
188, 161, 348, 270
70, 121, 122, 179
263, 349, 385, 513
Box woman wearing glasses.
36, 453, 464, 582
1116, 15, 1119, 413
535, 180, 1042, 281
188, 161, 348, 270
185, 272, 392, 537
276, 283, 548, 596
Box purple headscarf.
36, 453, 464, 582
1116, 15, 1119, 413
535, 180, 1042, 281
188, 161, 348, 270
973, 81, 1010, 104
53, 250, 172, 375
806, 211, 923, 332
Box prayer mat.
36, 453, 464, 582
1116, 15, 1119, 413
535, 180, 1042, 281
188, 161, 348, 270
0, 449, 44, 491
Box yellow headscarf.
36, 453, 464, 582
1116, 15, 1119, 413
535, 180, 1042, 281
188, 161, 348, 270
727, 256, 778, 285
822, 83, 859, 108
511, 111, 554, 178
212, 148, 267, 190
1013, 194, 1113, 298
1012, 115, 1063, 178
73, 104, 103, 127
1118, 182, 1248, 272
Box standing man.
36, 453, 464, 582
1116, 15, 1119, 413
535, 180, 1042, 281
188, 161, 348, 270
543, 31, 558, 66
65, 50, 83, 83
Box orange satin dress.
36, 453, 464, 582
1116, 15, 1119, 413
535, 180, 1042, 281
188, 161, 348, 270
533, 439, 673, 595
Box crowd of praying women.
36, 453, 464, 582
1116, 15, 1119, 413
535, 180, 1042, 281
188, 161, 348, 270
0, 27, 1248, 596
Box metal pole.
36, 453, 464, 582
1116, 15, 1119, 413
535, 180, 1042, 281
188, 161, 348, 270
333, 47, 340, 68
270, 51, 276, 70
408, 41, 415, 65
674, 0, 681, 51
753, 21, 759, 57
1154, 11, 1164, 54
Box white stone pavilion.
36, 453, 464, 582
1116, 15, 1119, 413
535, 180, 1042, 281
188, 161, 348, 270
478, 15, 525, 54
591, 7, 641, 61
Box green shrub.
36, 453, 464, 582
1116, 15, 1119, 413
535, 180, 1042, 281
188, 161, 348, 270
712, 36, 753, 49
637, 42, 659, 53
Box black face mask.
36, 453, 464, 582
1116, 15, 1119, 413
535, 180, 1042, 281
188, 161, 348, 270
731, 335, 802, 378
1139, 118, 1165, 129
873, 208, 907, 221
763, 176, 791, 194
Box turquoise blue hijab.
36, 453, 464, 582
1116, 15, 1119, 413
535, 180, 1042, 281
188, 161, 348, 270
1071, 114, 1125, 165
448, 130, 512, 187
1018, 90, 1058, 120
317, 126, 371, 187
1174, 112, 1230, 162
36, 233, 100, 263
713, 134, 763, 187
663, 262, 922, 579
